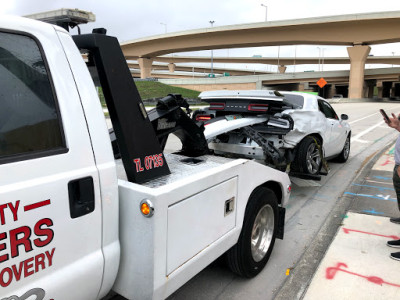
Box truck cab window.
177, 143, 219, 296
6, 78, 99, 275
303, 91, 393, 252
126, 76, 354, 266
0, 31, 65, 162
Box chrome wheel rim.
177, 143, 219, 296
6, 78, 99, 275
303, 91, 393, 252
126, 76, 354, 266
306, 143, 321, 174
343, 137, 350, 159
251, 204, 274, 262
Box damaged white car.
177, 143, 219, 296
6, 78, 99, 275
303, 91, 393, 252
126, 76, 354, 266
194, 90, 351, 179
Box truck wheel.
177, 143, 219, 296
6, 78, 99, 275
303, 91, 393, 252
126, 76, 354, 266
226, 187, 278, 278
293, 136, 322, 175
334, 135, 350, 163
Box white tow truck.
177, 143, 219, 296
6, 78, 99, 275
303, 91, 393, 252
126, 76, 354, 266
0, 16, 290, 300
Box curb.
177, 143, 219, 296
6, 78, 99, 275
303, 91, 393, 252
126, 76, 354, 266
274, 140, 395, 300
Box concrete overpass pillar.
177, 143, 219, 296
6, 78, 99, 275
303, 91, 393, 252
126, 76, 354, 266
347, 45, 370, 99
391, 82, 396, 98
328, 84, 336, 98
278, 65, 287, 74
168, 63, 176, 72
138, 57, 154, 79
365, 80, 375, 98
377, 80, 383, 98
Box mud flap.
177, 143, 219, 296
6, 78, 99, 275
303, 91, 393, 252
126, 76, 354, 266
276, 207, 286, 240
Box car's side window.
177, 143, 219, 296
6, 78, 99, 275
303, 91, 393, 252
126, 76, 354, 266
318, 100, 338, 120
0, 31, 66, 163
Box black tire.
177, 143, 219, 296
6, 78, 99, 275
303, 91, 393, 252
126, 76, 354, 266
292, 136, 323, 175
334, 134, 351, 163
226, 187, 278, 278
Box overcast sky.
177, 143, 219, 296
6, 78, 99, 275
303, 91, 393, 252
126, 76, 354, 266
2, 0, 400, 72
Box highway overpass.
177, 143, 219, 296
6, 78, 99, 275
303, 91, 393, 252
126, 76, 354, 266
128, 55, 400, 67
158, 67, 400, 99
127, 55, 400, 76
121, 11, 400, 98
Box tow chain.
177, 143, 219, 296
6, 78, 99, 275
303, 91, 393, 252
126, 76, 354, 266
311, 136, 330, 174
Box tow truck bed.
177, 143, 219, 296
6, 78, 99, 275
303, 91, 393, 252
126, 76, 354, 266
116, 153, 236, 187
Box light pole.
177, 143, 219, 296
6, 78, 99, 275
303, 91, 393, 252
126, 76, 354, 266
160, 22, 167, 34
209, 20, 215, 76
261, 3, 267, 21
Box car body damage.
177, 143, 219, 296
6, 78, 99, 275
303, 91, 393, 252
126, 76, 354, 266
197, 90, 351, 179
280, 109, 327, 149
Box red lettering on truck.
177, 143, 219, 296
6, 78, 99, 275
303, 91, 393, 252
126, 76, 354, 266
0, 248, 55, 287
134, 154, 164, 172
10, 226, 33, 258
144, 153, 164, 170
0, 218, 54, 263
33, 218, 54, 248
0, 201, 20, 225
0, 232, 8, 263
133, 158, 144, 172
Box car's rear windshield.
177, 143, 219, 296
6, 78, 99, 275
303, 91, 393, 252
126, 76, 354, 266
283, 94, 304, 108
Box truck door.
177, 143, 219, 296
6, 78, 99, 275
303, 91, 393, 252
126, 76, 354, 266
0, 28, 103, 299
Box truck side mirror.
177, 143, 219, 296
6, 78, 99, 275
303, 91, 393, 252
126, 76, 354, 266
341, 114, 349, 120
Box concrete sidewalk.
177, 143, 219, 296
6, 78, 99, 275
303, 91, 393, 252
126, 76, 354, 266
302, 144, 400, 299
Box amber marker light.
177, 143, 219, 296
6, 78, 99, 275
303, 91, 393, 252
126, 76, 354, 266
140, 199, 154, 217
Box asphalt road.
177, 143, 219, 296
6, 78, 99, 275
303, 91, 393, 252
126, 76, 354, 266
164, 101, 400, 300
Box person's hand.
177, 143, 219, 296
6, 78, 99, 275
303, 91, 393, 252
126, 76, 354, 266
386, 113, 400, 131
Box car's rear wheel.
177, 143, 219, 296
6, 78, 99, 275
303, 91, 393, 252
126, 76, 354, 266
293, 136, 322, 175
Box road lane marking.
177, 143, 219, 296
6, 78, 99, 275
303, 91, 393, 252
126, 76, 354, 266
348, 105, 399, 125
365, 180, 393, 186
362, 209, 385, 215
349, 112, 379, 125
352, 120, 384, 142
352, 183, 394, 191
344, 191, 397, 202
354, 139, 370, 143
371, 175, 392, 180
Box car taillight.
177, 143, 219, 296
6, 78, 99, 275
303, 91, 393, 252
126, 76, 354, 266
209, 102, 225, 110
248, 104, 269, 112
196, 114, 212, 121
